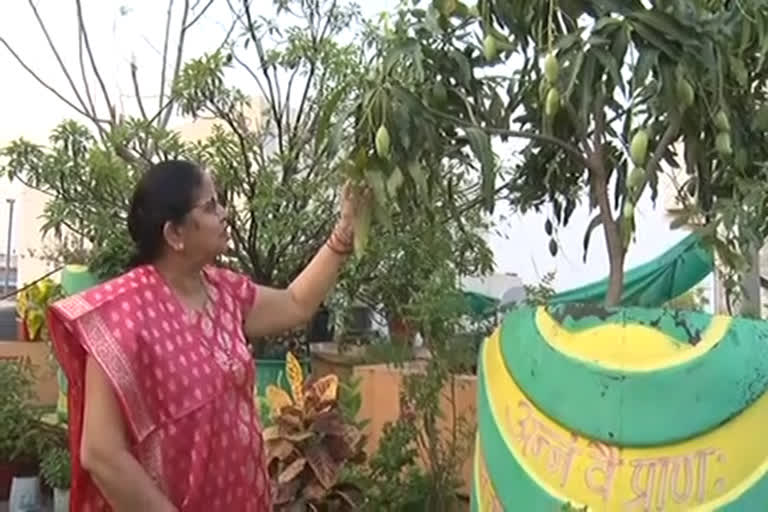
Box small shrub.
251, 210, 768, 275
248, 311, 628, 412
264, 353, 366, 511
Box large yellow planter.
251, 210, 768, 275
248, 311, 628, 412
472, 305, 768, 511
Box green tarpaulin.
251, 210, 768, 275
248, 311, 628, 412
550, 232, 714, 307
463, 232, 715, 315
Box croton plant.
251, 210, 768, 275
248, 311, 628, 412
263, 353, 366, 511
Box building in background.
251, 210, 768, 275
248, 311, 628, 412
0, 178, 19, 293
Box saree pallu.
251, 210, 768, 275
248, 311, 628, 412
48, 265, 272, 511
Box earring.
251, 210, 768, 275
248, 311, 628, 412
175, 244, 184, 252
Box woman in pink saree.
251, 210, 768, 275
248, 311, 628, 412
47, 160, 366, 511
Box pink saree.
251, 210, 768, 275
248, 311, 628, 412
48, 264, 272, 511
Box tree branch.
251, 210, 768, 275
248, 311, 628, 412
243, 0, 286, 158
643, 114, 683, 199
423, 105, 592, 171
27, 0, 91, 117
77, 20, 98, 129
158, 0, 176, 118
75, 0, 116, 122
185, 0, 215, 30
130, 61, 150, 122
160, 0, 191, 128
232, 53, 271, 107
588, 92, 625, 306
0, 37, 105, 122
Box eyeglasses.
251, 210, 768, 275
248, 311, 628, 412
193, 196, 226, 214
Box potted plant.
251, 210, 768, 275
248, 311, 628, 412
40, 446, 70, 512
15, 278, 62, 342
9, 412, 68, 512
0, 359, 68, 506
263, 352, 366, 511
0, 360, 38, 500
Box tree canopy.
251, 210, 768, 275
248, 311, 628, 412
352, 0, 768, 306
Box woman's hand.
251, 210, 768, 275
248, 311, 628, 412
336, 180, 371, 237
243, 180, 373, 338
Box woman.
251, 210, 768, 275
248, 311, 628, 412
48, 160, 367, 511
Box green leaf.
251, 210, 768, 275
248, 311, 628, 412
564, 50, 585, 100
449, 49, 472, 87
729, 56, 748, 87
464, 127, 495, 211
579, 54, 597, 125
387, 166, 405, 197
594, 16, 622, 32
611, 24, 630, 70
633, 46, 659, 88
364, 168, 388, 207
488, 90, 505, 128
373, 200, 393, 231
628, 11, 698, 47
314, 84, 349, 154
406, 160, 428, 200
392, 103, 412, 151
592, 48, 624, 94
630, 21, 679, 59
555, 30, 586, 53
383, 39, 421, 76
582, 213, 603, 262
392, 85, 428, 116
563, 198, 576, 227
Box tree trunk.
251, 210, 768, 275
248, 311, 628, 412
589, 97, 626, 308
592, 166, 625, 308
605, 243, 625, 307
737, 243, 762, 318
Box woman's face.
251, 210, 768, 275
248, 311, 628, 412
172, 171, 229, 261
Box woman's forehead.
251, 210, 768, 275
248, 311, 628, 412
197, 172, 217, 196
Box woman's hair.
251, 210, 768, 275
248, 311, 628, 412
126, 160, 203, 267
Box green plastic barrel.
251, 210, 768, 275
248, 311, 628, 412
59, 264, 99, 296
57, 264, 101, 423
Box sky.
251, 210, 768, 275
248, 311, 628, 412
0, 0, 695, 294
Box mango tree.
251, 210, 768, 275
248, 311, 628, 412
349, 0, 768, 307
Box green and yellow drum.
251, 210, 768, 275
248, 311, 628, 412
472, 304, 768, 511
55, 264, 100, 423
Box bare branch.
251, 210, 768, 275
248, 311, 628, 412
27, 0, 90, 116
216, 17, 240, 53
130, 61, 150, 122
281, 67, 300, 128
77, 19, 98, 126
185, 0, 216, 30
232, 53, 271, 103
160, 0, 192, 128
158, 0, 176, 117
75, 0, 116, 122
0, 37, 106, 123
147, 96, 177, 126
289, 0, 337, 144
